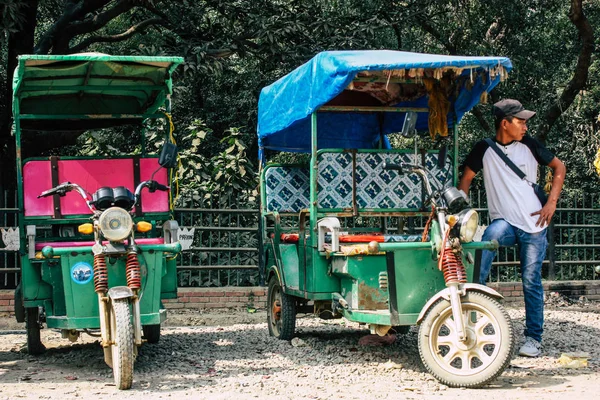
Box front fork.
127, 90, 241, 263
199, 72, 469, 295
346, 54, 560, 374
437, 210, 468, 342
447, 283, 467, 341
93, 237, 143, 363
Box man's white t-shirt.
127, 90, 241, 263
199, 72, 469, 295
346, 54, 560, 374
463, 136, 555, 233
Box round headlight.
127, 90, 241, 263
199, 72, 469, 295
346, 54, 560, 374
98, 207, 133, 241
454, 209, 479, 243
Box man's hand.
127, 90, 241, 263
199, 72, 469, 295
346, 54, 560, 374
531, 201, 557, 227
531, 156, 566, 228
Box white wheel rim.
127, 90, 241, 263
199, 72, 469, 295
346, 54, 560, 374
427, 303, 503, 376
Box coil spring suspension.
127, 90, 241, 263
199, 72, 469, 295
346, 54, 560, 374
440, 248, 467, 284
93, 253, 108, 293
126, 248, 141, 290
438, 226, 467, 285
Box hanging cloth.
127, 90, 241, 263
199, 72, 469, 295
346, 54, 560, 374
424, 76, 452, 141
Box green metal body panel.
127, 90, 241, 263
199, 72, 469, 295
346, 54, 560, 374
280, 244, 300, 290
331, 255, 388, 310
21, 243, 179, 329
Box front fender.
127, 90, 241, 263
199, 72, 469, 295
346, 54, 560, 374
416, 284, 504, 324
107, 286, 135, 300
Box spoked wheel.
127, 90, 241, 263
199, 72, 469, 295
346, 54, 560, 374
418, 291, 514, 388
109, 299, 134, 390
267, 275, 296, 340
142, 324, 161, 344
25, 307, 45, 355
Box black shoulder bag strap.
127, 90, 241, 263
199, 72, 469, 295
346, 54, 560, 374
484, 138, 527, 181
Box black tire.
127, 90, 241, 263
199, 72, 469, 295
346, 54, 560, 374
110, 299, 134, 390
142, 324, 161, 344
418, 291, 514, 388
25, 307, 45, 355
267, 274, 297, 340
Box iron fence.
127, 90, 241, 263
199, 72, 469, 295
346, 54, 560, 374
1, 189, 599, 289
0, 189, 19, 288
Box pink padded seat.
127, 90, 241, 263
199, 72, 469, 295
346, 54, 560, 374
23, 158, 169, 217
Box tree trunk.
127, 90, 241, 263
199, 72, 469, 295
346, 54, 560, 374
536, 0, 594, 144
0, 0, 38, 193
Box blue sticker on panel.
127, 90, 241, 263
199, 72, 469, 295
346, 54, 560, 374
71, 262, 94, 285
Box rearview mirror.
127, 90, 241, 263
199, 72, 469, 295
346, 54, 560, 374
400, 111, 418, 137
158, 142, 178, 168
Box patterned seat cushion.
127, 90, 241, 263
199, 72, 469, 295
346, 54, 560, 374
264, 166, 310, 212
317, 151, 452, 210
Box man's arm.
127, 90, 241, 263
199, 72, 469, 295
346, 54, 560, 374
531, 156, 566, 227
458, 166, 477, 195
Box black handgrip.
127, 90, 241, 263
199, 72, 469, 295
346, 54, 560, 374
37, 182, 71, 198
155, 183, 170, 192
148, 181, 170, 193
438, 144, 448, 169
382, 161, 404, 174
38, 188, 58, 198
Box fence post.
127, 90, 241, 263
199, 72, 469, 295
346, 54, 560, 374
548, 220, 556, 280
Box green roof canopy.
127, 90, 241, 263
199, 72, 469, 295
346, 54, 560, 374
13, 53, 183, 131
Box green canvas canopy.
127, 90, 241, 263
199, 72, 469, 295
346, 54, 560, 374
13, 53, 183, 131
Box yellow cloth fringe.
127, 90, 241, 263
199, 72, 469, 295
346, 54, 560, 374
424, 77, 451, 141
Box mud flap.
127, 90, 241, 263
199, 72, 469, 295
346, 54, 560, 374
14, 283, 25, 323
386, 252, 400, 326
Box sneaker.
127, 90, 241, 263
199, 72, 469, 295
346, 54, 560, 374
519, 336, 542, 357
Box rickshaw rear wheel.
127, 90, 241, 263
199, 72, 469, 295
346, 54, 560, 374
418, 291, 514, 388
110, 299, 134, 390
267, 275, 296, 340
142, 324, 161, 344
25, 307, 45, 355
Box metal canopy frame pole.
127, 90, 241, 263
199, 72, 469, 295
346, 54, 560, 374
310, 112, 318, 249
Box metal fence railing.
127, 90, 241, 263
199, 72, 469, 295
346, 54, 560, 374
0, 189, 19, 289
1, 189, 598, 289
472, 191, 600, 283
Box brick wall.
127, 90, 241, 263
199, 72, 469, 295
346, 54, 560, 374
1, 281, 599, 316
162, 287, 267, 310
0, 287, 267, 316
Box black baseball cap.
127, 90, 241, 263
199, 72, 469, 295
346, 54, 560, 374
492, 99, 536, 120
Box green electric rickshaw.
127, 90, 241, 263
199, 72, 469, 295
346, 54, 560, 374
258, 50, 515, 388
12, 54, 183, 389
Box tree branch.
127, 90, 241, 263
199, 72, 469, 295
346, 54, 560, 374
415, 16, 457, 54
68, 17, 164, 53
34, 0, 112, 54
67, 0, 135, 37
536, 0, 594, 144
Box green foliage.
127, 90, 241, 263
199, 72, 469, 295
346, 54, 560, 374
2, 0, 599, 202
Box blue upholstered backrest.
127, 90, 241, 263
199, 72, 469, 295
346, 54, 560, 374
263, 151, 452, 213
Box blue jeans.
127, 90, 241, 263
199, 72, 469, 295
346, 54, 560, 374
479, 219, 547, 342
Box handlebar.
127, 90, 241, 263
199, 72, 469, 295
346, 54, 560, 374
134, 180, 170, 199
38, 180, 169, 212
38, 182, 95, 212
383, 162, 433, 199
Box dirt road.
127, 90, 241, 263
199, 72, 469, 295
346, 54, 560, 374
0, 304, 599, 400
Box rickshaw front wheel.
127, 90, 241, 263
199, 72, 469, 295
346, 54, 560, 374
25, 307, 45, 355
142, 324, 161, 344
109, 299, 134, 390
418, 291, 514, 388
267, 275, 296, 340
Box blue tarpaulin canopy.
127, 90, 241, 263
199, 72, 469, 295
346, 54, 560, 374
257, 50, 512, 162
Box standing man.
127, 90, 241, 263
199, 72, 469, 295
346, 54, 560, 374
459, 99, 566, 357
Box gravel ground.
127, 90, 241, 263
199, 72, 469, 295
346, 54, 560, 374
1, 296, 599, 400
